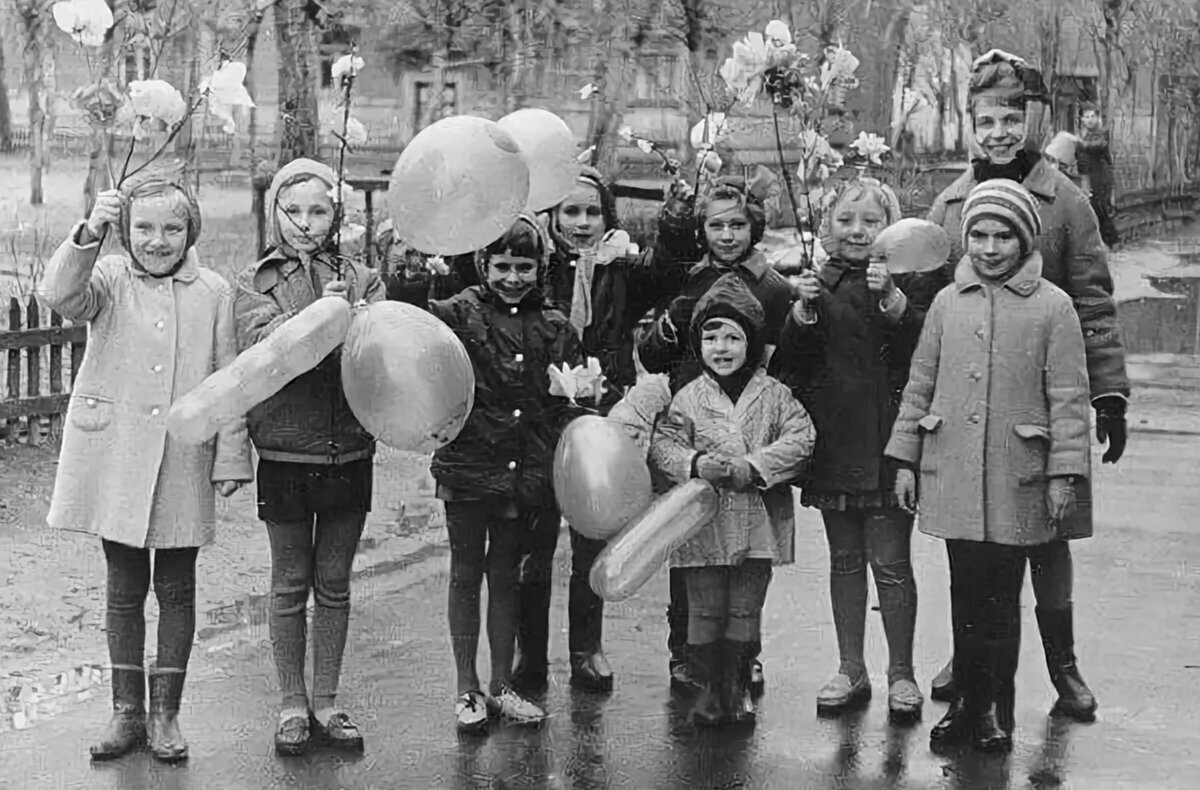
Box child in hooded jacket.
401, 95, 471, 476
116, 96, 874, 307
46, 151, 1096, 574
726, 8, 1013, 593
650, 273, 814, 728
234, 158, 386, 757
427, 215, 587, 732
39, 170, 253, 763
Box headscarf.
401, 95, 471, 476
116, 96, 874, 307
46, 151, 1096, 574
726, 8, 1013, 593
967, 50, 1049, 181
689, 273, 767, 401
264, 158, 339, 252
962, 179, 1042, 281
117, 162, 202, 279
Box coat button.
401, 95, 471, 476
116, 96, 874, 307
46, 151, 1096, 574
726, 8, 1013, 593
969, 371, 981, 381
975, 328, 985, 339
153, 364, 163, 373
507, 460, 517, 470
86, 398, 96, 407
151, 407, 161, 417
156, 321, 164, 329
510, 307, 518, 315
513, 409, 522, 417
515, 353, 524, 362
967, 414, 980, 424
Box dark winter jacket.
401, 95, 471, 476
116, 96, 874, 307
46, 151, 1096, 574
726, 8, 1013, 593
638, 250, 795, 392
234, 249, 386, 464
772, 259, 927, 507
428, 286, 585, 508
927, 154, 1129, 400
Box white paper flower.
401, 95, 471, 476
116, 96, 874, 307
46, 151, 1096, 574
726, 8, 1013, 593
199, 61, 254, 134
850, 132, 890, 165
52, 0, 113, 48
719, 33, 772, 105
764, 20, 792, 48
331, 54, 365, 82
796, 130, 842, 183
128, 80, 188, 126
617, 125, 635, 143
820, 42, 861, 91
425, 255, 450, 276
635, 138, 655, 155
689, 112, 730, 149
342, 117, 368, 146
578, 83, 600, 100
327, 182, 356, 205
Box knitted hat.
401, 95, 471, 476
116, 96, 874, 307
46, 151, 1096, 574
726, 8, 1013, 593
962, 179, 1043, 258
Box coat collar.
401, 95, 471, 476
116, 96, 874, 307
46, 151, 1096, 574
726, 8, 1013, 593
942, 156, 1059, 204
125, 246, 200, 283
954, 251, 1045, 297
697, 365, 771, 412
816, 256, 864, 290
251, 248, 340, 291
688, 249, 771, 283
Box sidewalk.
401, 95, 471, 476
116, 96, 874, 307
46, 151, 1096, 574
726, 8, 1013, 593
0, 444, 447, 735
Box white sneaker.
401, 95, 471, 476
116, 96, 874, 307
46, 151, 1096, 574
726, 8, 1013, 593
491, 687, 547, 725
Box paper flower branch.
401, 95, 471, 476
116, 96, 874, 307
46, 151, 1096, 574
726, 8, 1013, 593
52, 0, 113, 48
549, 358, 608, 406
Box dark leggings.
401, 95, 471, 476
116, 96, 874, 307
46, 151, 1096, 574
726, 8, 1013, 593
823, 508, 917, 683
446, 500, 550, 696
102, 540, 199, 673
683, 560, 773, 645
946, 540, 1026, 705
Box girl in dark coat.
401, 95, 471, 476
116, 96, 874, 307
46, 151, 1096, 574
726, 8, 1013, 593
427, 216, 586, 732
774, 178, 927, 722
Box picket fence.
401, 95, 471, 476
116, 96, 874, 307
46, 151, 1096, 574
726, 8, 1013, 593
0, 296, 87, 445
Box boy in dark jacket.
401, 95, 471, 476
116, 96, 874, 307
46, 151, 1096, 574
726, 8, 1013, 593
427, 215, 586, 733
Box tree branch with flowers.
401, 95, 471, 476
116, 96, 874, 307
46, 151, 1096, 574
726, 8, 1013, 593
716, 18, 869, 268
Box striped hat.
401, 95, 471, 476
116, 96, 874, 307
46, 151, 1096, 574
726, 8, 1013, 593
962, 179, 1042, 258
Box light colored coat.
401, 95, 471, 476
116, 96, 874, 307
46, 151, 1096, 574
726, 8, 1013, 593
884, 253, 1093, 546
39, 224, 253, 549
651, 369, 815, 567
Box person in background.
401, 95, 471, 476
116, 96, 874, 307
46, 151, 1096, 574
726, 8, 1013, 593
1076, 104, 1121, 247
235, 158, 387, 757
41, 170, 253, 764
888, 179, 1092, 753
924, 50, 1129, 722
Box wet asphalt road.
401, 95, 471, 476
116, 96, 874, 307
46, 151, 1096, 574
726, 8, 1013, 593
3, 433, 1198, 789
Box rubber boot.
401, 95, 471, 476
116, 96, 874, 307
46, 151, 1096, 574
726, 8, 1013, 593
993, 634, 1021, 737
972, 639, 1012, 753
723, 640, 756, 727
930, 656, 957, 703
1035, 606, 1098, 722
90, 666, 147, 761
687, 642, 725, 728
147, 667, 188, 763
930, 630, 977, 749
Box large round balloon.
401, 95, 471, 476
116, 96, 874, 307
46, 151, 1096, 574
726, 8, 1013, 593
553, 416, 653, 541
388, 115, 530, 256
341, 301, 475, 453
498, 108, 580, 212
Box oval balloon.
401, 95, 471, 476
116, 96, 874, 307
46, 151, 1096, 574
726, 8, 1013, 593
498, 108, 580, 212
388, 115, 530, 256
341, 301, 475, 453
553, 415, 653, 541
590, 479, 719, 602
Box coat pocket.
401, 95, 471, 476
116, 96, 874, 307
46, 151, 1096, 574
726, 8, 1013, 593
69, 393, 115, 432
917, 414, 943, 475
1012, 423, 1050, 483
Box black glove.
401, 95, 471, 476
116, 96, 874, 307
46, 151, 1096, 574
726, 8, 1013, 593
1093, 395, 1127, 464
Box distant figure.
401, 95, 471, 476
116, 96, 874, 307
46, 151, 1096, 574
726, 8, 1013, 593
1075, 105, 1120, 247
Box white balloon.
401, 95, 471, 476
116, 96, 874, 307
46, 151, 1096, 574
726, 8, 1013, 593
498, 108, 581, 212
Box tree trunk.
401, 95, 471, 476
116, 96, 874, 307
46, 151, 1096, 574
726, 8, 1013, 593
585, 1, 654, 180
0, 35, 13, 151
20, 1, 46, 205
172, 13, 201, 180
83, 22, 119, 218
273, 0, 320, 165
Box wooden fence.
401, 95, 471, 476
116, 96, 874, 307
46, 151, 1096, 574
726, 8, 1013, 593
0, 297, 87, 445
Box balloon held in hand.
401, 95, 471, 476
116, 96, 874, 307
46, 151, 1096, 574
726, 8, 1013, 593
553, 416, 653, 541
498, 108, 581, 212
341, 301, 475, 453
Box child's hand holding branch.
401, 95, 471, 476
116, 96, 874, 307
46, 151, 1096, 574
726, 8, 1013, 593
82, 190, 123, 244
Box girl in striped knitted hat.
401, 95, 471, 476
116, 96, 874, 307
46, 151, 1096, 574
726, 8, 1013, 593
886, 179, 1092, 753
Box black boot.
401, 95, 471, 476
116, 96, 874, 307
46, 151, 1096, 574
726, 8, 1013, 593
993, 635, 1021, 736
90, 666, 147, 761
723, 640, 756, 727
569, 650, 614, 694
667, 569, 698, 694
930, 656, 957, 702
930, 630, 977, 749
147, 667, 188, 763
688, 642, 725, 728
513, 548, 554, 696
969, 638, 1013, 753
747, 641, 765, 698
1035, 607, 1097, 722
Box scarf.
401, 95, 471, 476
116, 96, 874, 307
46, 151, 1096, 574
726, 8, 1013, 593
972, 149, 1036, 184
564, 232, 628, 339
970, 254, 1024, 283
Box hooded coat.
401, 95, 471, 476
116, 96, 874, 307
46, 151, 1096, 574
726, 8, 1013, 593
428, 219, 588, 510
650, 275, 815, 568
233, 158, 387, 464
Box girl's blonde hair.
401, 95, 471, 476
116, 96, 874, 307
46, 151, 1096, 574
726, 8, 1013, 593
818, 177, 902, 254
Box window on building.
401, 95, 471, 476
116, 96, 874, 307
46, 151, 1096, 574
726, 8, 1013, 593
319, 25, 363, 88
121, 46, 152, 86
632, 54, 680, 103
415, 82, 457, 131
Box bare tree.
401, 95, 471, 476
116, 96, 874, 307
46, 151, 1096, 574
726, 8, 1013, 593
17, 1, 51, 205
273, 0, 321, 163
0, 24, 13, 151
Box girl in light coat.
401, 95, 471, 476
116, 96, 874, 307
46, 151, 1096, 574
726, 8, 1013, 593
39, 170, 253, 764
651, 273, 814, 728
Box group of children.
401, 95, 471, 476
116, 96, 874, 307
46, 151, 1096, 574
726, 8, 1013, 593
39, 144, 1093, 760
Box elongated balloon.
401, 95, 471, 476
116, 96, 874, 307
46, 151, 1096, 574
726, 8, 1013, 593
166, 297, 352, 445
589, 479, 719, 602
553, 415, 653, 541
